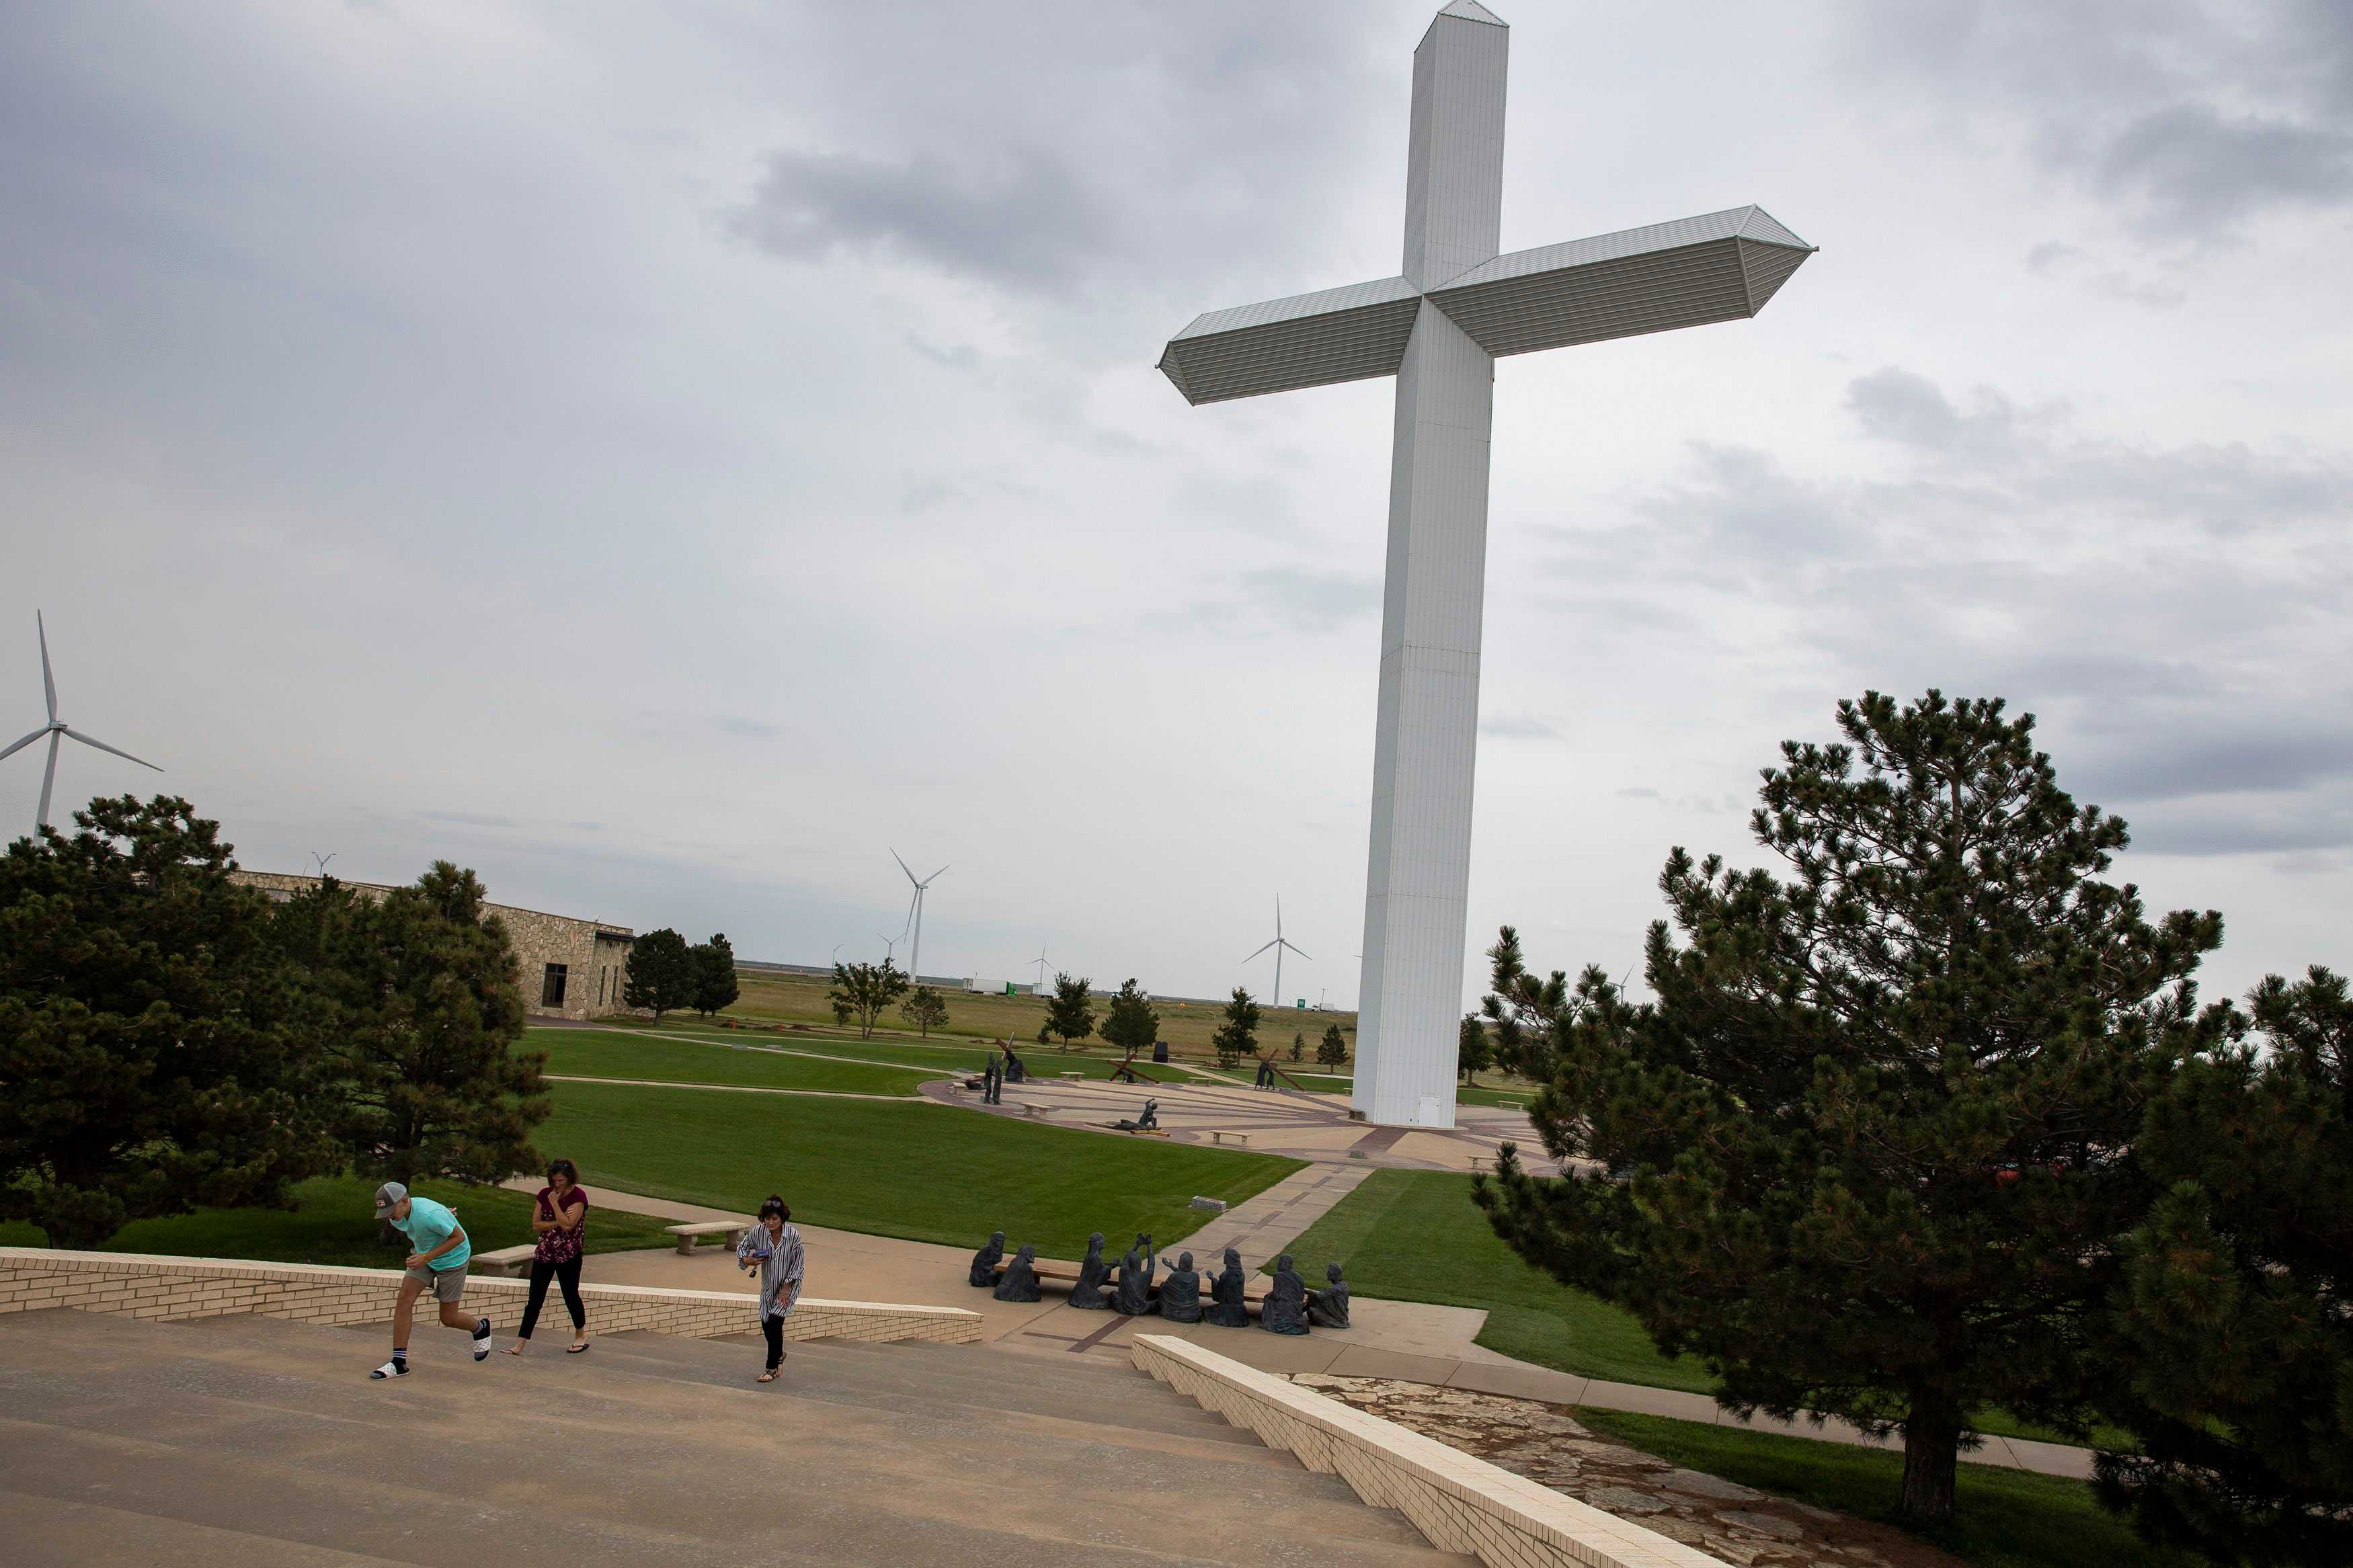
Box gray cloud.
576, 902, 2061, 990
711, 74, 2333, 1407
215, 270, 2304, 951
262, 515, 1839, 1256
727, 147, 1111, 293
1481, 714, 1558, 740
1844, 1, 2353, 244
1554, 364, 2353, 852
1233, 567, 1381, 629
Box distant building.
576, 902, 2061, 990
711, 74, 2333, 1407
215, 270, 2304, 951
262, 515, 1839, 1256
230, 870, 639, 1022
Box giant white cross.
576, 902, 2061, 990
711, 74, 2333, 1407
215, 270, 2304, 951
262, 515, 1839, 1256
1157, 2, 1814, 1128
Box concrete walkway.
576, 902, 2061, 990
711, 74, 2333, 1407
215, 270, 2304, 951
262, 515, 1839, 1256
541, 1176, 2100, 1482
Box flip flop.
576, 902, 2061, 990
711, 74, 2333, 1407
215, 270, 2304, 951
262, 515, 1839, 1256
756, 1370, 779, 1383
567, 1342, 590, 1354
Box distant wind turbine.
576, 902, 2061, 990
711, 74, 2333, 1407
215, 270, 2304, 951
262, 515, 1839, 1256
1245, 898, 1310, 1014
891, 850, 948, 983
3, 612, 162, 833
1031, 942, 1050, 994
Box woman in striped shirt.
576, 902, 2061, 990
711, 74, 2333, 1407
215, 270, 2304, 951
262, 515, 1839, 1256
736, 1194, 805, 1383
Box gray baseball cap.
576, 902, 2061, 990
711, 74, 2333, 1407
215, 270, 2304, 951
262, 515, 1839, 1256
372, 1181, 408, 1218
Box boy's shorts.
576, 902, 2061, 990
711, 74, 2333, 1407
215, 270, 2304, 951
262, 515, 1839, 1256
405, 1265, 467, 1303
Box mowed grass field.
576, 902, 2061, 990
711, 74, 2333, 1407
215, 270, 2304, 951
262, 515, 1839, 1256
727, 966, 1355, 1063
536, 1078, 1303, 1259
0, 1175, 678, 1268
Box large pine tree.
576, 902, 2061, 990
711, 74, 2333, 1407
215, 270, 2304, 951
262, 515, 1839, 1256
0, 796, 339, 1247
1474, 692, 2227, 1523
2096, 966, 2353, 1563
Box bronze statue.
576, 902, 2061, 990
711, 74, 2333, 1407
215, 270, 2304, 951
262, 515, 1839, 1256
1114, 1233, 1157, 1316
1261, 1253, 1309, 1335
967, 1231, 1006, 1288
1308, 1261, 1351, 1328
1069, 1231, 1112, 1309
1206, 1246, 1250, 1327
992, 1244, 1041, 1302
1158, 1251, 1203, 1323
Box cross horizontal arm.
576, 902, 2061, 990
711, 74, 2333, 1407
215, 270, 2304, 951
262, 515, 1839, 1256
1425, 204, 1814, 358
1157, 276, 1422, 406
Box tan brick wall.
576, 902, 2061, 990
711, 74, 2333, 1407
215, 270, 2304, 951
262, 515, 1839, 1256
1131, 1335, 1719, 1568
229, 871, 643, 1022
0, 1249, 981, 1346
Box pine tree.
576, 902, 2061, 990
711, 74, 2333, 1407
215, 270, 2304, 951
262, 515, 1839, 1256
0, 796, 340, 1248
1316, 1022, 1348, 1068
2095, 967, 2353, 1563
1458, 1014, 1492, 1085
1473, 692, 2227, 1524
828, 960, 908, 1039
623, 928, 695, 1021
1213, 987, 1261, 1071
1100, 979, 1159, 1059
1045, 973, 1096, 1050
282, 860, 548, 1189
689, 932, 740, 1018
1290, 1031, 1306, 1063
900, 984, 950, 1039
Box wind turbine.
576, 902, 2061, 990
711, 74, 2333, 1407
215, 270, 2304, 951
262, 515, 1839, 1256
891, 850, 947, 983
3, 612, 162, 833
1245, 898, 1310, 1014
1031, 942, 1051, 994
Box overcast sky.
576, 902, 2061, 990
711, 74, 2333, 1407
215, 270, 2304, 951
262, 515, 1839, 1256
5, 1, 2348, 1011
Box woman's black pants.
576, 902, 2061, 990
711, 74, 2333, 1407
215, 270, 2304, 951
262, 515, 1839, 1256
518, 1255, 585, 1340
762, 1315, 785, 1370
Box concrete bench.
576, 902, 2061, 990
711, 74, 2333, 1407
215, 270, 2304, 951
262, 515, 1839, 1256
1060, 1071, 1084, 1081
472, 1244, 539, 1278
1209, 1131, 1249, 1147
664, 1221, 752, 1255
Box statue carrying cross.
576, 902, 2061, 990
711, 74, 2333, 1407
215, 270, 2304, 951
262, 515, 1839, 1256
1156, 2, 1814, 1128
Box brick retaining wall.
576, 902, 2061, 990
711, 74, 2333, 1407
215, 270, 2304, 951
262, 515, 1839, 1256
1133, 1335, 1718, 1568
0, 1248, 981, 1346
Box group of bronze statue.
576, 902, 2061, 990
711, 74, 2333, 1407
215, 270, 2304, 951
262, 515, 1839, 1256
966, 1229, 1349, 1334
975, 1046, 1027, 1105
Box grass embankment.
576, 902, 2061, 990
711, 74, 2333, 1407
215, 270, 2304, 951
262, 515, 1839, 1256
534, 1028, 934, 1096
1277, 1166, 1706, 1390
537, 1078, 1302, 1259
0, 1175, 677, 1268
1574, 1409, 2186, 1568
1281, 1168, 2120, 1449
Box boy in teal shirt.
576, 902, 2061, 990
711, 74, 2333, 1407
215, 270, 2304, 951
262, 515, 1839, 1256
369, 1181, 493, 1378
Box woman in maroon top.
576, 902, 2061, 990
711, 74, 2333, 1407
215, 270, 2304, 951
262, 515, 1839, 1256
506, 1158, 590, 1354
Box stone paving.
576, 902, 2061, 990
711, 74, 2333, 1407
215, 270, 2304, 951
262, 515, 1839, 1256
1285, 1374, 1970, 1568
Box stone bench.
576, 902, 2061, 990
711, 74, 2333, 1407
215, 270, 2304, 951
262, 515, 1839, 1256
1060, 1071, 1084, 1081
1209, 1131, 1249, 1147
665, 1221, 753, 1255
472, 1244, 540, 1278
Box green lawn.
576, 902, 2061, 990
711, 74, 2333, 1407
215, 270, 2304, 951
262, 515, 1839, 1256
1277, 1167, 1714, 1391
1573, 1409, 2185, 1568
584, 1022, 1248, 1086
0, 1174, 677, 1268
532, 1029, 932, 1096
537, 1078, 1302, 1258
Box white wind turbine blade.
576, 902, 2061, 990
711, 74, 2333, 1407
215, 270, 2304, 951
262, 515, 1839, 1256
0, 727, 46, 763
891, 848, 919, 886
923, 863, 949, 886
65, 729, 162, 772
38, 611, 57, 724
1245, 937, 1280, 962
1280, 938, 1311, 960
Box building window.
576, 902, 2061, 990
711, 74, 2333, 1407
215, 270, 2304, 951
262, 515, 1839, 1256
542, 963, 568, 1009
598, 967, 608, 1005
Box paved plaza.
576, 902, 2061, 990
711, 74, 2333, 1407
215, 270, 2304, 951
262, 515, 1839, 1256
923, 1072, 1550, 1172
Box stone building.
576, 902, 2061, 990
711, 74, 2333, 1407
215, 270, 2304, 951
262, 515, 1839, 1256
231, 870, 639, 1022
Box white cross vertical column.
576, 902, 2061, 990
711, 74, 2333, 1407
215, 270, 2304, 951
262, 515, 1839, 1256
1354, 5, 1507, 1128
